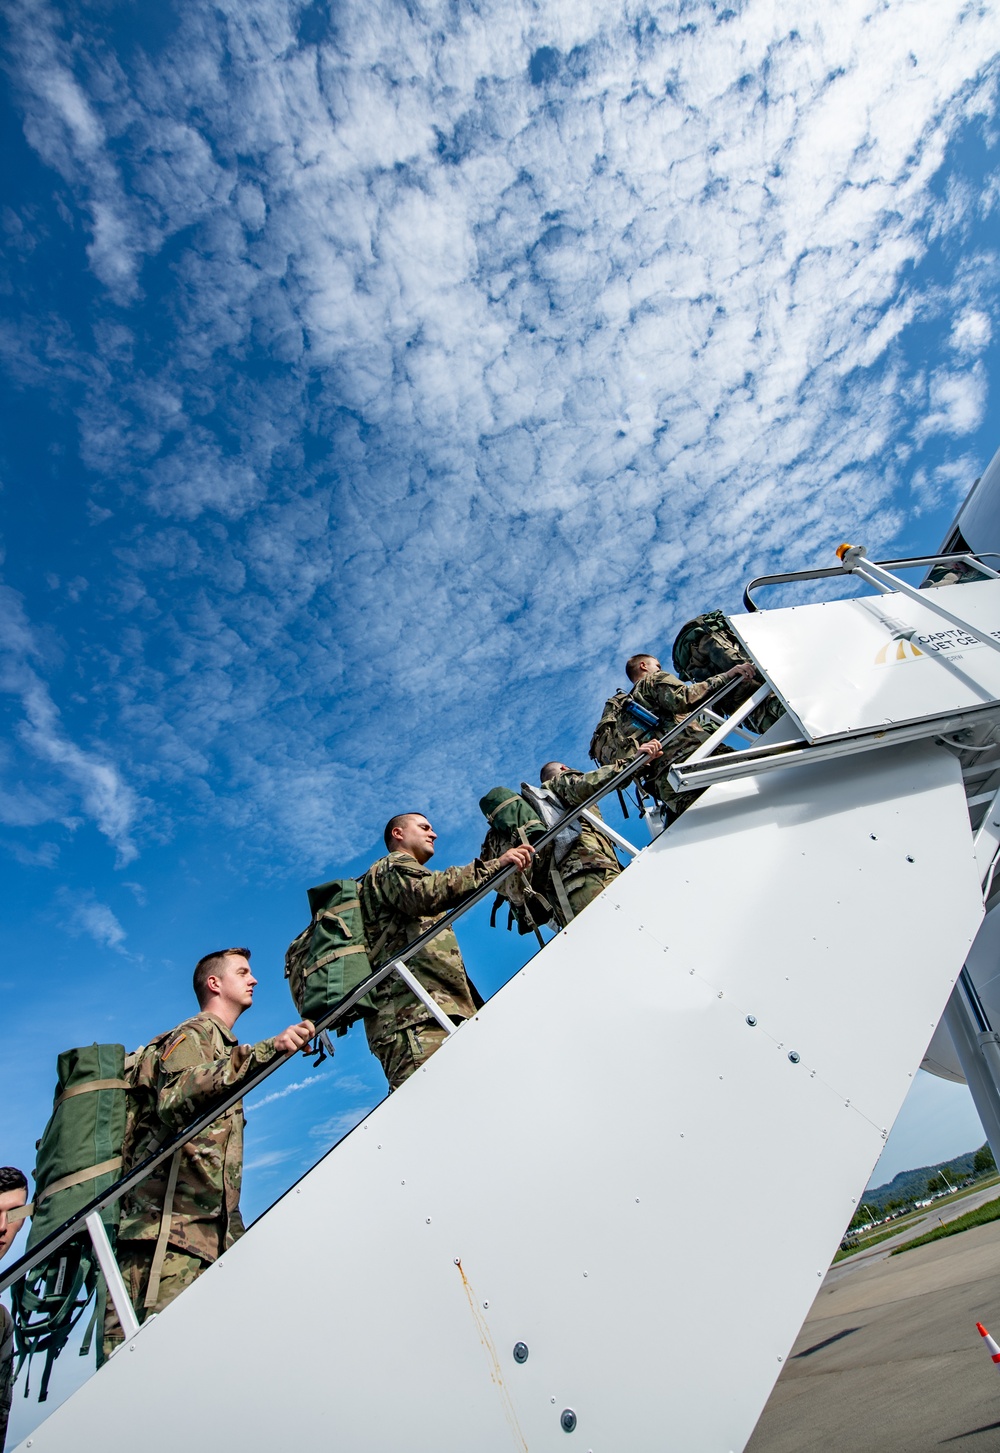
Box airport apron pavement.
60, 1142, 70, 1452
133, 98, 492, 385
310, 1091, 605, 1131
747, 1219, 1000, 1452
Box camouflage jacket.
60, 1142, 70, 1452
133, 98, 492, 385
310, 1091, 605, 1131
545, 765, 623, 881
630, 667, 734, 792
118, 1012, 278, 1261
359, 851, 497, 1040
924, 559, 985, 588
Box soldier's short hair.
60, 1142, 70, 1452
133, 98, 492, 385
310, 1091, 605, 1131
193, 946, 252, 1007
0, 1167, 28, 1196
383, 813, 423, 850
625, 653, 657, 682
539, 762, 565, 784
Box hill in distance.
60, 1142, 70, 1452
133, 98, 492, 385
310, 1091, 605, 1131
864, 1145, 992, 1212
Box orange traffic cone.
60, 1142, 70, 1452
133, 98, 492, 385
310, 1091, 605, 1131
976, 1323, 1000, 1365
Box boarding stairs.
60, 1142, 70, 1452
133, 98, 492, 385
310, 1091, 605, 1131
10, 547, 1000, 1453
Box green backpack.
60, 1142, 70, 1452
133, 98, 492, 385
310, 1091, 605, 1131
672, 610, 784, 736
11, 1043, 130, 1398
478, 787, 554, 936
284, 878, 378, 1029
671, 610, 743, 682
588, 689, 659, 768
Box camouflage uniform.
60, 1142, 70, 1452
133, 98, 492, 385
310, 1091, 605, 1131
0, 1303, 13, 1453
630, 667, 737, 820
359, 851, 497, 1091
924, 559, 986, 588
543, 765, 623, 922
673, 613, 782, 734
104, 1012, 278, 1353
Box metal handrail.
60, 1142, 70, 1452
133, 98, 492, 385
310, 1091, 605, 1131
0, 670, 747, 1296
742, 552, 1000, 612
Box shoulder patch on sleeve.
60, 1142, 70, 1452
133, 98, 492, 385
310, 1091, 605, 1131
158, 1024, 209, 1071
161, 1033, 187, 1062
393, 856, 427, 877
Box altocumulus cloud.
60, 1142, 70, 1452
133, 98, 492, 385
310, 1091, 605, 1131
59, 889, 129, 954
0, 586, 141, 864
1, 0, 999, 870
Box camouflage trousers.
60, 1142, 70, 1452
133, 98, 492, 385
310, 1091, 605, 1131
102, 1242, 209, 1359
370, 1019, 462, 1092
557, 866, 620, 924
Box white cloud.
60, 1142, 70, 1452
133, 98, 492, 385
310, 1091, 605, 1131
0, 585, 142, 864
243, 1148, 297, 1171
309, 1104, 377, 1141
1, 0, 998, 869
247, 1071, 332, 1109
950, 310, 993, 355
62, 889, 128, 953
914, 363, 988, 445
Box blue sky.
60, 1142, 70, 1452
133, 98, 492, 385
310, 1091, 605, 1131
1, 0, 999, 1418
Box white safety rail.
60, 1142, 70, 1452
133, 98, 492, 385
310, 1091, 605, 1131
15, 551, 1000, 1453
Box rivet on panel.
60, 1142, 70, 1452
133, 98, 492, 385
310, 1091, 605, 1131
513, 1342, 529, 1363
561, 1409, 578, 1432
426, 1217, 432, 1224
746, 1015, 757, 1027
788, 1051, 800, 1064
483, 1301, 489, 1308
906, 855, 914, 863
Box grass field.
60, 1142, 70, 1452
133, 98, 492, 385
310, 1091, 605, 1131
890, 1194, 1000, 1255
832, 1175, 1000, 1262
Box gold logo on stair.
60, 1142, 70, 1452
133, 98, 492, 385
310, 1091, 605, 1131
875, 639, 924, 665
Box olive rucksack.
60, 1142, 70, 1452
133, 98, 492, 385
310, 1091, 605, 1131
11, 1043, 132, 1398
672, 610, 743, 681
672, 610, 785, 736
588, 689, 660, 767
284, 878, 378, 1029
478, 787, 554, 936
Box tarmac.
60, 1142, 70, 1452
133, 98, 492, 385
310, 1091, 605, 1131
747, 1218, 1000, 1451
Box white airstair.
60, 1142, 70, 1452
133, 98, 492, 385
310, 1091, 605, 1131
12, 547, 1000, 1453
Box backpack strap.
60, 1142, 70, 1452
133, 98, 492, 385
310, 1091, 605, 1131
35, 1157, 123, 1204
144, 1149, 182, 1309
549, 865, 575, 924
55, 1078, 127, 1106
484, 794, 522, 824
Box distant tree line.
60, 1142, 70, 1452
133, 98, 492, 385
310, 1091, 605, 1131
846, 1144, 997, 1234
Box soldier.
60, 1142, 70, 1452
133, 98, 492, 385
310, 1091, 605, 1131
536, 740, 662, 923
672, 611, 782, 735
104, 948, 314, 1355
0, 1166, 28, 1453
625, 653, 755, 823
359, 814, 533, 1091
923, 557, 989, 588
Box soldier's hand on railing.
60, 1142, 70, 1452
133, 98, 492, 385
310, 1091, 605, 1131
635, 740, 662, 761
727, 661, 756, 684
275, 1019, 316, 1055
497, 844, 534, 874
